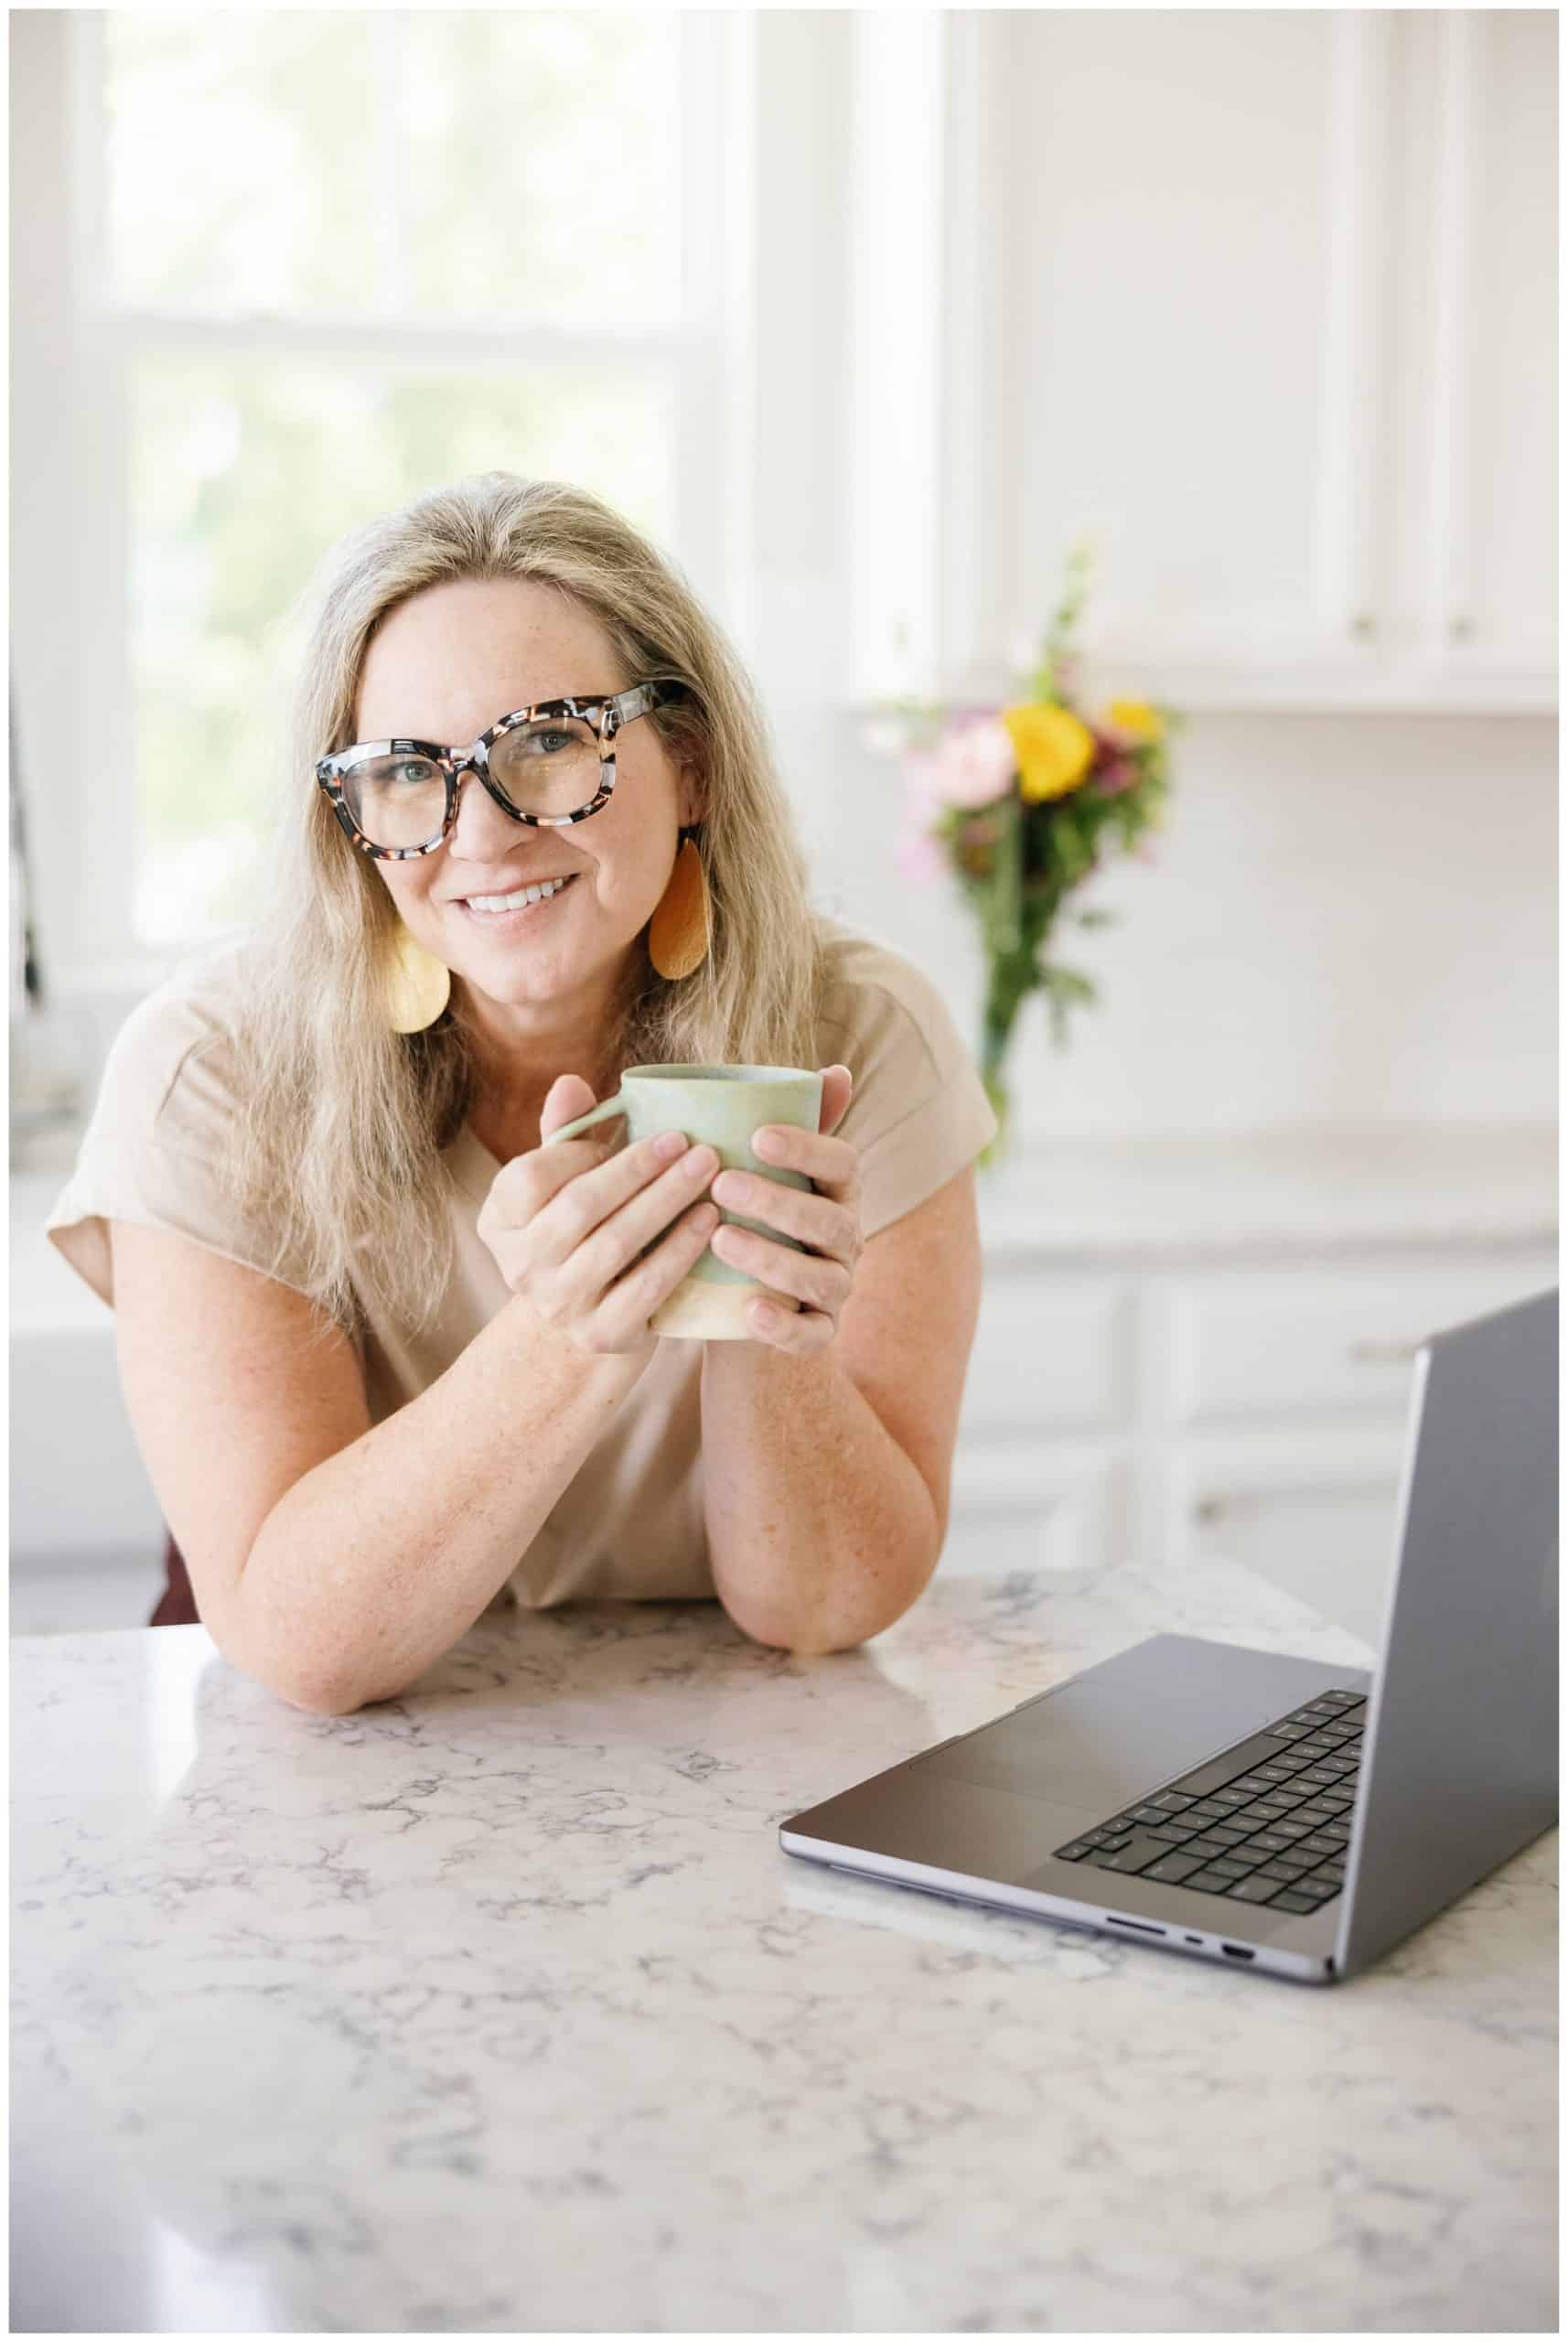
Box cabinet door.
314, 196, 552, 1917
943, 1443, 1123, 1581
1390, 11, 1557, 690
1001, 11, 1370, 685
959, 1272, 1130, 1437
1176, 1425, 1410, 1648
1172, 1257, 1557, 1426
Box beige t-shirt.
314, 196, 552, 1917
47, 917, 997, 1609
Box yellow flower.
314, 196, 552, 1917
1001, 702, 1096, 802
1106, 698, 1164, 742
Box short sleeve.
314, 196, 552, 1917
45, 973, 314, 1309
816, 926, 1000, 1239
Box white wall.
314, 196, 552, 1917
800, 708, 1558, 1141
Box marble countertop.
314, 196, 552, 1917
976, 1123, 1557, 1261
12, 1561, 1556, 2333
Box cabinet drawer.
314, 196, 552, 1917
1173, 1256, 1555, 1424
1177, 1424, 1409, 1644
945, 1443, 1122, 1577
961, 1274, 1130, 1434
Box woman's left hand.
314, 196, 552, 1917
705, 1064, 863, 1354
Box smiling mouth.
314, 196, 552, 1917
457, 875, 580, 918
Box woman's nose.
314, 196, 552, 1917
448, 763, 524, 857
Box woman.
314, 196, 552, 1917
48, 474, 997, 1713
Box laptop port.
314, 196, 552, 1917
1104, 1915, 1165, 1937
1220, 1942, 1256, 1961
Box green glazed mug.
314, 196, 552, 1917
542, 1063, 825, 1339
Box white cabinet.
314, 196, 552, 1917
946, 1443, 1124, 1583
850, 10, 1556, 713
944, 1240, 1557, 1617
1168, 1261, 1550, 1424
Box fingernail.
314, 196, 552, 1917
753, 1128, 784, 1157
655, 1129, 687, 1161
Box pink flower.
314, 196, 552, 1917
1093, 756, 1138, 796
899, 747, 946, 821
894, 826, 948, 886
919, 714, 1017, 810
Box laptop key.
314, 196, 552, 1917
1083, 1833, 1170, 1874
1164, 1728, 1328, 1799
1226, 1875, 1284, 1902
1055, 1841, 1096, 1860
1270, 1889, 1325, 1913
1144, 1853, 1204, 1885
1182, 1866, 1242, 1892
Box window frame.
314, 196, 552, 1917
12, 8, 757, 994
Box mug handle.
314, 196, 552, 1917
540, 1089, 628, 1147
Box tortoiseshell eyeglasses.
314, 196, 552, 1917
315, 680, 682, 860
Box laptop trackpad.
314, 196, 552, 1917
929, 1634, 1285, 1810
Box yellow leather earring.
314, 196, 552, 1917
649, 827, 711, 981
382, 923, 451, 1033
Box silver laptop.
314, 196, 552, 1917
780, 1288, 1558, 1983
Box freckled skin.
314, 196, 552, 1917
355, 575, 702, 1141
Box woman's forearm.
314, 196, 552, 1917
233, 1299, 646, 1714
699, 1339, 942, 1653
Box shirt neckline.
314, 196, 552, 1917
447, 1123, 502, 1202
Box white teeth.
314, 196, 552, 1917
466, 877, 574, 913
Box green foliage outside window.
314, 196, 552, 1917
104, 12, 682, 944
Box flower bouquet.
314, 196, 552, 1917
870, 539, 1181, 1162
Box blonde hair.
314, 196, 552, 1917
224, 472, 832, 1338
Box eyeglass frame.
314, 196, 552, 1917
314, 679, 682, 861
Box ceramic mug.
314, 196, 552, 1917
542, 1063, 825, 1339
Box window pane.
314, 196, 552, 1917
127, 354, 676, 946
400, 16, 682, 325
104, 12, 681, 328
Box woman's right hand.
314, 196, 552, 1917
477, 1078, 721, 1361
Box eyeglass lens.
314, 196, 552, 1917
340, 714, 603, 847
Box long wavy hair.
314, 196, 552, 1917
223, 472, 832, 1340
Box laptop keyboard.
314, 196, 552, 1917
1051, 1688, 1366, 1916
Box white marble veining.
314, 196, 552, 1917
12, 1562, 1557, 2333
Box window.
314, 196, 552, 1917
15, 10, 742, 972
